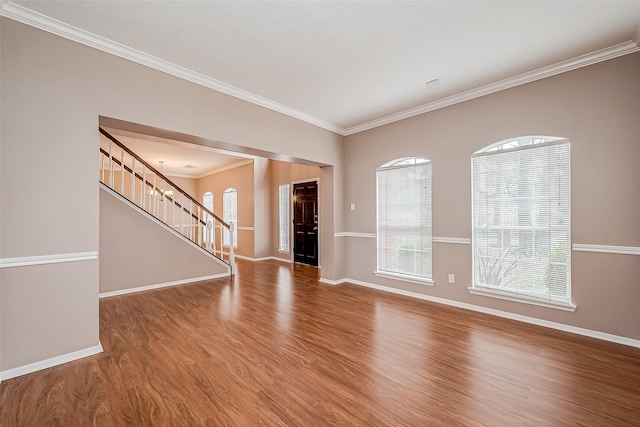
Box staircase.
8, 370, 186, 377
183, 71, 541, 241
98, 127, 235, 272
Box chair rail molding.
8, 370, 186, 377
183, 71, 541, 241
0, 252, 98, 269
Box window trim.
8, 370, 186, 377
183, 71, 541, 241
374, 270, 434, 286
470, 136, 572, 308
467, 287, 576, 311
474, 135, 563, 155
376, 157, 433, 282
278, 183, 290, 253
222, 187, 238, 248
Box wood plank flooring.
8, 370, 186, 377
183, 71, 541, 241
1, 259, 640, 426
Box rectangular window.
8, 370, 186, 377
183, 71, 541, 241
278, 184, 290, 252
377, 160, 432, 280
472, 140, 571, 305
223, 189, 237, 247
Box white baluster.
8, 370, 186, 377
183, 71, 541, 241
197, 206, 202, 247
108, 139, 114, 188
131, 157, 136, 203
180, 193, 184, 235
189, 200, 194, 240
162, 180, 167, 223
120, 148, 124, 195
220, 222, 224, 260
142, 165, 146, 210
229, 222, 236, 271
153, 174, 157, 217
206, 220, 213, 252
214, 218, 216, 255
100, 155, 105, 183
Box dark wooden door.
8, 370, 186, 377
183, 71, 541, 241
293, 181, 318, 266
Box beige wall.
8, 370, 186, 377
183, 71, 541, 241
253, 158, 272, 258
194, 158, 320, 261
166, 175, 198, 201
0, 16, 3, 378
344, 52, 640, 340
99, 188, 228, 294
0, 19, 344, 372
196, 162, 255, 258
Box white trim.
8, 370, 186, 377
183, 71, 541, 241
0, 252, 98, 269
340, 277, 640, 349
290, 177, 320, 186
0, 343, 104, 381
4, 4, 635, 137
234, 254, 293, 263
334, 232, 376, 238
344, 41, 640, 135
432, 237, 472, 245
214, 225, 253, 231
373, 270, 434, 286
572, 244, 640, 256
0, 2, 344, 135
319, 278, 344, 286
193, 159, 254, 180
468, 287, 576, 312
99, 273, 230, 298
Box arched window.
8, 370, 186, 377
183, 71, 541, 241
223, 188, 238, 246
376, 157, 432, 282
471, 136, 572, 307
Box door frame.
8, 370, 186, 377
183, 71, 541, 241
290, 178, 320, 267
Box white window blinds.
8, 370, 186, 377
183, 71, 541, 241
472, 139, 571, 304
279, 184, 290, 252
377, 159, 432, 279
203, 192, 213, 220
223, 188, 237, 246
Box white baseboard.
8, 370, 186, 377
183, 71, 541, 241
99, 273, 230, 298
235, 254, 293, 263
318, 278, 343, 285
335, 277, 640, 349
0, 343, 104, 381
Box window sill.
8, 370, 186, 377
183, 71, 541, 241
467, 287, 576, 312
277, 249, 290, 254
373, 271, 434, 286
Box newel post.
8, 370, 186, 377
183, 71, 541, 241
229, 221, 236, 273
206, 220, 213, 253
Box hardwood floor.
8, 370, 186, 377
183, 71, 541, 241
1, 259, 640, 426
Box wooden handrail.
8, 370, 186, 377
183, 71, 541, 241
100, 148, 212, 226
99, 127, 229, 229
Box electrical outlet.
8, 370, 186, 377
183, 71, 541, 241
448, 274, 455, 284
350, 203, 355, 211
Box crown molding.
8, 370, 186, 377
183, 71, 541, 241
0, 2, 346, 135
344, 40, 640, 135
3, 2, 638, 138
194, 159, 254, 179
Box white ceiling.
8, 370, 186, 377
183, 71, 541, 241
100, 128, 254, 179
5, 1, 640, 135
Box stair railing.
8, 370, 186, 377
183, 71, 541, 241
98, 127, 235, 270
